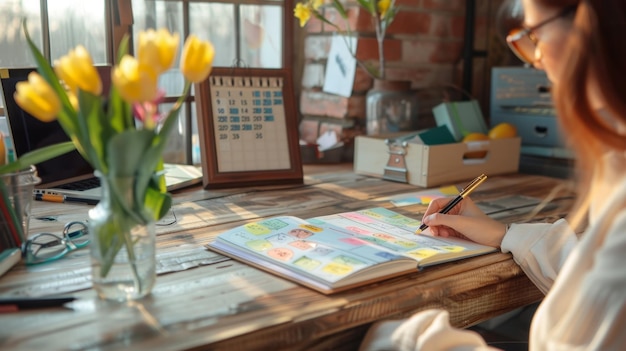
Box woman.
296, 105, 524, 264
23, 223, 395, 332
360, 0, 626, 349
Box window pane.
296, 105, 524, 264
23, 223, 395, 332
0, 0, 42, 68
240, 5, 282, 68
189, 2, 236, 67
47, 0, 107, 64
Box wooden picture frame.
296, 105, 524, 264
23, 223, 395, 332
195, 68, 303, 189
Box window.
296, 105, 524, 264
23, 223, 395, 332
0, 0, 109, 154
0, 0, 293, 165
0, 0, 108, 68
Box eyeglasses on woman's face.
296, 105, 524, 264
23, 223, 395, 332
21, 221, 89, 265
506, 5, 577, 64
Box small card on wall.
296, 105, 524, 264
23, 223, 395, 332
323, 35, 357, 97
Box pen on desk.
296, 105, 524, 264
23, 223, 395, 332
416, 174, 488, 233
0, 296, 76, 312
34, 193, 65, 203
64, 196, 99, 205
34, 193, 98, 205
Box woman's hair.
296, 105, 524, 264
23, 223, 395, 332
538, 0, 626, 227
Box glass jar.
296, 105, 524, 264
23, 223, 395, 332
0, 165, 41, 242
366, 80, 419, 135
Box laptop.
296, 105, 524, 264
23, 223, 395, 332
0, 67, 202, 203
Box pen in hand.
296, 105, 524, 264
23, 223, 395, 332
416, 174, 488, 233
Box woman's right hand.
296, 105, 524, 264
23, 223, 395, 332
420, 196, 507, 248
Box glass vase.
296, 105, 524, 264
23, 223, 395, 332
88, 172, 156, 301
366, 79, 419, 135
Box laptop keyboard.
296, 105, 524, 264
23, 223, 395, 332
55, 177, 101, 191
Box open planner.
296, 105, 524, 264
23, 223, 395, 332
207, 207, 497, 294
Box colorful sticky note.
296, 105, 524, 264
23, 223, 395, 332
389, 185, 459, 207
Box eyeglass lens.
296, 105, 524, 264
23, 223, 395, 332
507, 28, 536, 64
23, 221, 89, 264
28, 233, 68, 260
63, 221, 89, 246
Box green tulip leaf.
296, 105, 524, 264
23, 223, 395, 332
77, 90, 108, 172
145, 185, 172, 221
0, 142, 75, 174
331, 0, 348, 18
355, 0, 376, 15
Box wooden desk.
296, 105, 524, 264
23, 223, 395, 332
0, 165, 575, 350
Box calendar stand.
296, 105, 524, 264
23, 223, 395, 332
195, 68, 303, 189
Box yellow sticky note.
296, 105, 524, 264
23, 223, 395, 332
420, 196, 435, 204
244, 222, 272, 235
406, 248, 439, 260
439, 185, 459, 196
322, 262, 353, 276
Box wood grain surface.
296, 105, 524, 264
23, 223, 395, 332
0, 165, 575, 350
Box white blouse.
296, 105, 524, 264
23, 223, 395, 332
360, 153, 626, 350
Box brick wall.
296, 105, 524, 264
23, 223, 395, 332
296, 0, 507, 161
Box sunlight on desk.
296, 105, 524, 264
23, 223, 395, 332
0, 165, 574, 350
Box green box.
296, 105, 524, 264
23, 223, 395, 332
433, 100, 488, 141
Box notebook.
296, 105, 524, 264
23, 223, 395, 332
0, 67, 202, 203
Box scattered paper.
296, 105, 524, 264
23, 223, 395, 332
316, 130, 339, 151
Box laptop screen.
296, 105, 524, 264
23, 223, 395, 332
0, 66, 111, 186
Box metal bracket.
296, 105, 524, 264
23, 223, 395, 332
383, 138, 409, 183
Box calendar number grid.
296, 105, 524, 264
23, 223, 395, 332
210, 76, 291, 173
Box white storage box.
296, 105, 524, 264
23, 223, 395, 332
354, 134, 521, 187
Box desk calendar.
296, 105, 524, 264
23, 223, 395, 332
195, 68, 303, 189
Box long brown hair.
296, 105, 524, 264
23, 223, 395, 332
538, 0, 626, 228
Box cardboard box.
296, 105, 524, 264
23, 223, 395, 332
354, 134, 521, 187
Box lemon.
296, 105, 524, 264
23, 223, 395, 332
488, 122, 517, 139
462, 132, 489, 159
462, 132, 489, 142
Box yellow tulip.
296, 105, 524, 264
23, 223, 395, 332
54, 45, 102, 96
378, 0, 391, 17
180, 35, 215, 83
137, 28, 180, 75
14, 72, 61, 122
67, 91, 79, 112
294, 3, 312, 27
112, 55, 159, 103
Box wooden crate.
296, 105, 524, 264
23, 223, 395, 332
354, 134, 521, 187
